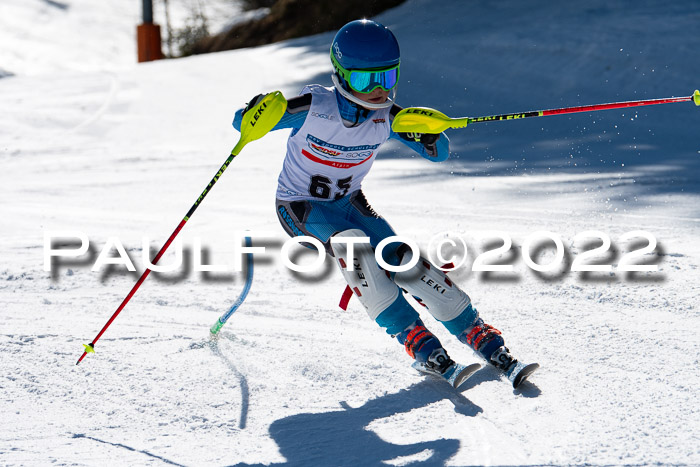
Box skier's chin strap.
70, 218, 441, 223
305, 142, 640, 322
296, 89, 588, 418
331, 74, 396, 110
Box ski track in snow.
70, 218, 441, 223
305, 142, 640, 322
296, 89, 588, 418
1, 0, 700, 465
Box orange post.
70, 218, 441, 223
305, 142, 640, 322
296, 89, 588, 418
137, 23, 163, 62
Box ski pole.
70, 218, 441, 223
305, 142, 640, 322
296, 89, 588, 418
210, 235, 254, 336
392, 89, 700, 134
76, 91, 288, 365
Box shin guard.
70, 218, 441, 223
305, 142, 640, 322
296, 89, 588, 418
330, 229, 399, 321
394, 254, 474, 325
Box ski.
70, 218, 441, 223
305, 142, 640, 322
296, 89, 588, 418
412, 361, 481, 390
505, 361, 540, 389
489, 346, 539, 389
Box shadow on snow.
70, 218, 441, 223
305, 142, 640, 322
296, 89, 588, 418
232, 378, 483, 467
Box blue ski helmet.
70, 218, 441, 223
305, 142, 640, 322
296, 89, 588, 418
330, 19, 400, 95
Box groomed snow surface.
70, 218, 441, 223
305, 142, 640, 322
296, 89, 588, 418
1, 0, 699, 465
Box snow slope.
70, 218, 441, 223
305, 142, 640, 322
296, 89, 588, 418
1, 0, 699, 465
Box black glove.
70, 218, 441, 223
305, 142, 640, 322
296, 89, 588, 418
399, 132, 440, 157
242, 93, 265, 116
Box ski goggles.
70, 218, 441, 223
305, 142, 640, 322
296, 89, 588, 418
333, 57, 400, 94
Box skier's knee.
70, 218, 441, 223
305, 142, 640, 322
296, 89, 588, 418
394, 252, 475, 328
331, 229, 398, 320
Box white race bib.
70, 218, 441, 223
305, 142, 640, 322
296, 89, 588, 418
277, 85, 392, 201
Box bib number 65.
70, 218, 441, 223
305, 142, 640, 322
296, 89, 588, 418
309, 175, 352, 200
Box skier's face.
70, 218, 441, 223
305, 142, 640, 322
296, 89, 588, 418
351, 87, 390, 107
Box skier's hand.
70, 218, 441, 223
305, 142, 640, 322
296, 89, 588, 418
399, 132, 439, 145
415, 133, 439, 146
399, 132, 441, 157
242, 94, 266, 116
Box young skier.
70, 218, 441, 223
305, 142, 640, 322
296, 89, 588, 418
233, 19, 536, 387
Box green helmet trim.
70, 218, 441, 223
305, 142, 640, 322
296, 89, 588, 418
331, 52, 400, 94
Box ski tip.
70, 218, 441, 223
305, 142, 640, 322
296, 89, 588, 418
511, 363, 539, 389
693, 89, 700, 106
451, 363, 482, 389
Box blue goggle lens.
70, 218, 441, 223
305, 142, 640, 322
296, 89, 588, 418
348, 67, 399, 93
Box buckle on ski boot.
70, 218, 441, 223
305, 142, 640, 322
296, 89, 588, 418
490, 345, 517, 372
425, 348, 455, 375
459, 319, 506, 361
